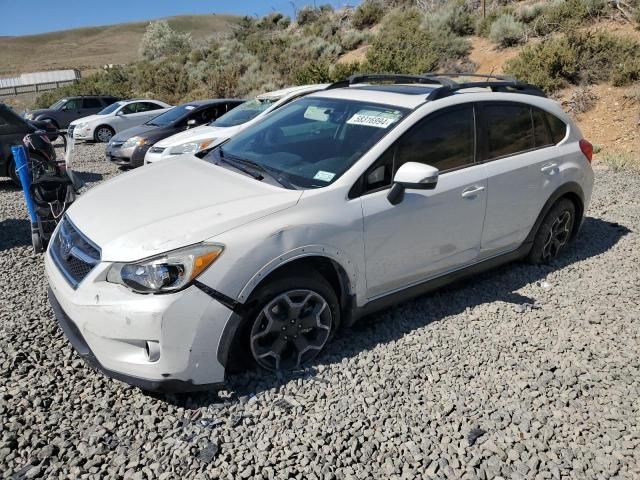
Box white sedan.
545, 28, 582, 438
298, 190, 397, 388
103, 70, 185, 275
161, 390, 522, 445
70, 99, 172, 142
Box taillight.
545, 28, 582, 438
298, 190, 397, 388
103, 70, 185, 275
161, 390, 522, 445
579, 139, 593, 163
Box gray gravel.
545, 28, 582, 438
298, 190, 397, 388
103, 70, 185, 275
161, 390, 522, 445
1, 143, 639, 479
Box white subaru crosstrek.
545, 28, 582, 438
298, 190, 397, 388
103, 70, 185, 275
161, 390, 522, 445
143, 84, 329, 164
45, 74, 594, 391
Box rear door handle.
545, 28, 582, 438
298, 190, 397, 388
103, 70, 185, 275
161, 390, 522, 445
541, 163, 558, 173
461, 186, 485, 199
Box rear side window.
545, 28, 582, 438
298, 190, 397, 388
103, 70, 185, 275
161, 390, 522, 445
82, 98, 102, 109
137, 102, 163, 113
483, 103, 534, 159
546, 112, 567, 144
532, 108, 553, 147
396, 104, 475, 172
103, 97, 118, 106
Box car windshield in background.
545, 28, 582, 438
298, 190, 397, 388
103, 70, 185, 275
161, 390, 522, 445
50, 99, 66, 110
97, 101, 124, 115
147, 104, 194, 126
210, 97, 278, 128
202, 97, 408, 189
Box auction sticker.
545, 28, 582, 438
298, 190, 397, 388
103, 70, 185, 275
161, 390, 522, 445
347, 110, 401, 129
313, 170, 336, 182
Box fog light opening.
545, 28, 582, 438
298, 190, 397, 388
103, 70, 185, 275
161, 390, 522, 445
145, 341, 160, 362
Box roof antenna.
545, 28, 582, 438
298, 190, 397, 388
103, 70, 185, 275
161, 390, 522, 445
485, 67, 495, 82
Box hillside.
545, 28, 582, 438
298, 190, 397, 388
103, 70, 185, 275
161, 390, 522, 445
0, 14, 240, 77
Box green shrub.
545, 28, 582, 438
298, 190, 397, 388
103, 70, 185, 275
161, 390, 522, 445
139, 20, 192, 61
516, 2, 545, 23
489, 14, 525, 47
505, 31, 640, 92
428, 0, 476, 36
339, 29, 370, 50
475, 7, 512, 37
601, 152, 640, 172
366, 8, 469, 74
352, 0, 385, 29
297, 6, 321, 26
530, 0, 607, 36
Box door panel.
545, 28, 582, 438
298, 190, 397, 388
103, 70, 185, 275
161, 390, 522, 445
361, 165, 488, 299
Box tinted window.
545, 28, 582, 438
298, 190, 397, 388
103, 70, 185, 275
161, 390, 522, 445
483, 103, 534, 159
532, 108, 553, 147
121, 103, 137, 115
135, 102, 162, 113
103, 97, 119, 105
64, 99, 82, 110
396, 105, 475, 172
82, 98, 102, 109
546, 112, 567, 144
212, 97, 279, 127
147, 105, 191, 126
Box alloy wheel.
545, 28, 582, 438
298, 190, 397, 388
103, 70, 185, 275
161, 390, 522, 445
96, 127, 113, 142
542, 210, 572, 261
250, 289, 332, 371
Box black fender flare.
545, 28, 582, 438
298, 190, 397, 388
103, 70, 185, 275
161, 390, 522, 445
524, 181, 585, 245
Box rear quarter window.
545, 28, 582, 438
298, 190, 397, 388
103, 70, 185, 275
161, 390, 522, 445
482, 103, 534, 160
545, 112, 567, 144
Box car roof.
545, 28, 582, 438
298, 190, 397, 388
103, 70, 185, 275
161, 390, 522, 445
310, 84, 437, 109
257, 84, 330, 101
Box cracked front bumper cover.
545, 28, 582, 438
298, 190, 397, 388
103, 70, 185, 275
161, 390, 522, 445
47, 287, 224, 393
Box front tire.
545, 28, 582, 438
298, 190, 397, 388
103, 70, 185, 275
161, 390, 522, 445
94, 125, 114, 143
528, 198, 576, 264
243, 272, 340, 372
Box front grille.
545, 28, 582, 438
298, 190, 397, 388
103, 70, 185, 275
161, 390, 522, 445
50, 217, 101, 288
150, 146, 165, 154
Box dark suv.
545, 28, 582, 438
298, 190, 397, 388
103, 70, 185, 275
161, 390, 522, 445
24, 96, 119, 129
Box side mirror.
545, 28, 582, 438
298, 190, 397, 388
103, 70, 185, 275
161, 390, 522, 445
61, 105, 68, 111
186, 119, 197, 129
387, 162, 439, 205
116, 110, 125, 116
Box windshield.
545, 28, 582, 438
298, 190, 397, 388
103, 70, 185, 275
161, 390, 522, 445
97, 101, 124, 115
50, 99, 66, 110
210, 97, 278, 128
202, 97, 408, 189
147, 104, 194, 126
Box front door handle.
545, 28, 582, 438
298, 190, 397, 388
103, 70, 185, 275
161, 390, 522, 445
541, 163, 558, 173
461, 185, 485, 199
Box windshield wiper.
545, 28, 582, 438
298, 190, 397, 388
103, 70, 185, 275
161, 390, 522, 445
217, 149, 263, 181
223, 152, 296, 190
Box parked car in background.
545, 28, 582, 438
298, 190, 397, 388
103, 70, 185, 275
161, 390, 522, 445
106, 99, 243, 169
45, 74, 594, 391
24, 96, 119, 129
69, 99, 172, 143
144, 84, 329, 164
1, 103, 56, 184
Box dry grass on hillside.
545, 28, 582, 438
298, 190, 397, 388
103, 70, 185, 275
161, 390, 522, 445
0, 14, 239, 77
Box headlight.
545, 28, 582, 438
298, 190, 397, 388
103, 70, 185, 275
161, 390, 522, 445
75, 123, 86, 129
122, 136, 147, 149
168, 139, 217, 155
106, 243, 224, 293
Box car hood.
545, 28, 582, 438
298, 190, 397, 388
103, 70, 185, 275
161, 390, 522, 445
65, 156, 302, 262
111, 124, 160, 143
69, 114, 104, 126
155, 124, 242, 148
28, 109, 53, 117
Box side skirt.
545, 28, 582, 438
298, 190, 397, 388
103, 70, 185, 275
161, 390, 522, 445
347, 241, 533, 325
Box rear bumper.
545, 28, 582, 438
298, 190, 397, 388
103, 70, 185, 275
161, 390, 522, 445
48, 287, 221, 392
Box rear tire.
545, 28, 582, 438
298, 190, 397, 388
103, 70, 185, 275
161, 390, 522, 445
94, 125, 114, 143
234, 271, 341, 372
528, 198, 576, 264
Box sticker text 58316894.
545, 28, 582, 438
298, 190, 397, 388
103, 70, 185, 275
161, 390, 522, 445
346, 110, 402, 129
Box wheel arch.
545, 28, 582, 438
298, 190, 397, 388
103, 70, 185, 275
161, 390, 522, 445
216, 251, 356, 370
525, 181, 585, 244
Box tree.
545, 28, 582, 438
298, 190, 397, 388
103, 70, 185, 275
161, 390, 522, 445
139, 20, 192, 61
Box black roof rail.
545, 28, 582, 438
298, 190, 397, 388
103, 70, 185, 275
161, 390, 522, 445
326, 73, 457, 90
426, 81, 546, 100
326, 72, 546, 99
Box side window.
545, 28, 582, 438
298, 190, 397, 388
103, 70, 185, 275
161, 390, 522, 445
135, 102, 162, 113
396, 104, 475, 172
363, 147, 394, 193
82, 98, 102, 109
482, 103, 534, 160
64, 99, 82, 110
545, 112, 567, 144
103, 97, 118, 106
532, 108, 553, 147
120, 103, 137, 115
200, 106, 220, 123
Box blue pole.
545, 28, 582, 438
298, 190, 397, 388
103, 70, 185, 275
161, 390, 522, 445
11, 145, 38, 224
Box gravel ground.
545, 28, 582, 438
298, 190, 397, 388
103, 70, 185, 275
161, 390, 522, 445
1, 143, 639, 479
